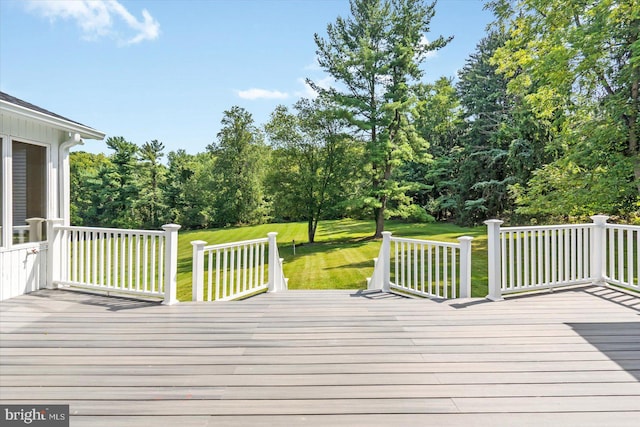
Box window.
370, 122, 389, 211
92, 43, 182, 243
12, 141, 47, 243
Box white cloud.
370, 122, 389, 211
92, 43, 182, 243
25, 0, 160, 45
303, 56, 321, 71
419, 35, 438, 60
295, 76, 334, 99
295, 78, 318, 99
236, 88, 289, 100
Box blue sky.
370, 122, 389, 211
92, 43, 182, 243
0, 0, 494, 155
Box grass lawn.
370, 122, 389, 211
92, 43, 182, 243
176, 219, 488, 301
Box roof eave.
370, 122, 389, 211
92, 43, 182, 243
0, 99, 106, 141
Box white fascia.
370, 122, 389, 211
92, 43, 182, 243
0, 100, 106, 141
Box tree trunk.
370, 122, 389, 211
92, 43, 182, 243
374, 160, 393, 238
630, 79, 640, 194
374, 173, 390, 238
634, 158, 640, 196
308, 218, 315, 244
374, 197, 386, 238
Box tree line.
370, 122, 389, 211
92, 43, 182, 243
71, 0, 640, 241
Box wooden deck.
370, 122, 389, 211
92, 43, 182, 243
1, 286, 639, 426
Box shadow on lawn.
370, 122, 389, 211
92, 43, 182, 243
297, 235, 378, 246
282, 238, 379, 271
280, 236, 375, 257
177, 257, 192, 274
323, 259, 378, 271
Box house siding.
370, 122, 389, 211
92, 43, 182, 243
0, 110, 61, 300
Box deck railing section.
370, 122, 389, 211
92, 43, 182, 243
604, 223, 640, 292
11, 218, 45, 244
368, 231, 473, 299
191, 232, 287, 301
12, 225, 28, 244
501, 224, 593, 293
47, 220, 181, 305
486, 215, 639, 300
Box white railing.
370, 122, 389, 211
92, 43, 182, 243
486, 215, 639, 300
604, 223, 640, 291
368, 232, 474, 299
2, 220, 45, 245
13, 225, 28, 243
11, 217, 46, 244
47, 219, 181, 305
191, 232, 287, 302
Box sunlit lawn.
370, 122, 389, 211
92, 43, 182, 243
176, 219, 488, 301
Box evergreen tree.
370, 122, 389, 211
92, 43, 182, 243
455, 31, 519, 224
138, 140, 168, 228
69, 151, 111, 226
165, 150, 218, 229
208, 106, 268, 226
100, 136, 141, 228
310, 0, 450, 237
407, 77, 464, 222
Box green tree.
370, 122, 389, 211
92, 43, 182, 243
265, 99, 360, 243
208, 106, 268, 227
406, 77, 464, 222
454, 31, 560, 224
309, 0, 450, 237
165, 150, 218, 229
165, 149, 194, 225
489, 0, 640, 219
182, 152, 219, 229
69, 151, 111, 225
138, 140, 168, 228
101, 136, 141, 228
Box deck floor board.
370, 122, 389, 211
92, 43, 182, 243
1, 285, 639, 426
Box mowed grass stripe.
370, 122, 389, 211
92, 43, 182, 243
176, 219, 486, 300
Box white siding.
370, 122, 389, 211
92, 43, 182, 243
0, 244, 48, 301
0, 111, 61, 300
0, 113, 62, 145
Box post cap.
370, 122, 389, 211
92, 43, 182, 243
161, 224, 182, 231
25, 217, 46, 222
590, 215, 609, 225
484, 219, 504, 226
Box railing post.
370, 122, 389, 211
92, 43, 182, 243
268, 232, 278, 292
367, 257, 380, 290
191, 240, 207, 302
162, 224, 181, 305
46, 218, 64, 289
457, 236, 474, 298
590, 215, 609, 285
26, 217, 45, 242
485, 219, 504, 301
278, 257, 287, 292
381, 231, 392, 292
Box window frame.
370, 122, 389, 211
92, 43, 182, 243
1, 136, 51, 249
